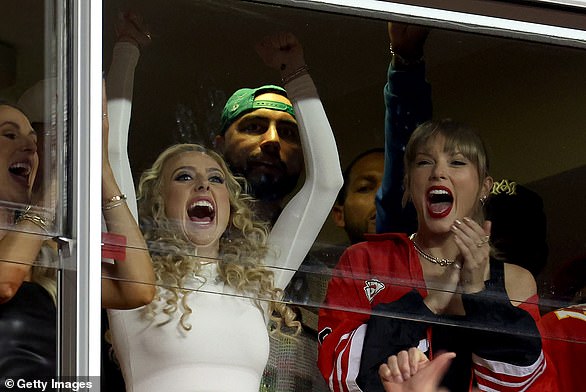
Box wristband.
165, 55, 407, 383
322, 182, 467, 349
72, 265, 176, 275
15, 205, 52, 233
390, 43, 424, 67
281, 64, 309, 85
103, 194, 127, 210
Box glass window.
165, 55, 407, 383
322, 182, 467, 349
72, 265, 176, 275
99, 1, 586, 390
0, 0, 70, 384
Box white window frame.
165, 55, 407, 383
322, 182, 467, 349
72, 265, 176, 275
61, 0, 103, 377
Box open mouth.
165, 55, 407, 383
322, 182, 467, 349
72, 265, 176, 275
187, 199, 215, 224
8, 161, 32, 186
427, 186, 453, 218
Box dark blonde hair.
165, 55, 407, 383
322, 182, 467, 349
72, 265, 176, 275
0, 103, 57, 303
137, 144, 299, 333
403, 119, 490, 220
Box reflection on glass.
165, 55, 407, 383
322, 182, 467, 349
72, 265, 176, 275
319, 118, 550, 391
106, 139, 339, 391
0, 0, 67, 382
102, 3, 344, 390
0, 102, 58, 382
100, 0, 586, 390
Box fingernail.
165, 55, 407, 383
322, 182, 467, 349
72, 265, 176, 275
455, 219, 462, 225
463, 217, 471, 222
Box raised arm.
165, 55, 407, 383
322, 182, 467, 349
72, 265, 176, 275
101, 80, 155, 309
255, 32, 343, 289
102, 13, 155, 308
375, 22, 431, 235
106, 11, 151, 219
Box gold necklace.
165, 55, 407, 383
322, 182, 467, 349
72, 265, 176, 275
409, 234, 456, 267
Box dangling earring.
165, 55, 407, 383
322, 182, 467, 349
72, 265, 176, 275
480, 195, 488, 206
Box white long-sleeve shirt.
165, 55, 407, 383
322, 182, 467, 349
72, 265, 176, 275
107, 46, 342, 391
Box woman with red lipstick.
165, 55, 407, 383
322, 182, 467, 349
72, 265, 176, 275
318, 119, 549, 392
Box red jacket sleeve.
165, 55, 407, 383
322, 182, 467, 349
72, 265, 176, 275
317, 235, 422, 392
317, 248, 373, 392
531, 305, 586, 392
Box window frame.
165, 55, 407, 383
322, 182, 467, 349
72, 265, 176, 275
60, 0, 103, 377
69, 0, 586, 377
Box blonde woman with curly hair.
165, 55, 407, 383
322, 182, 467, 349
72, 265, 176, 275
0, 82, 154, 382
108, 137, 339, 391
105, 27, 342, 389
137, 144, 294, 331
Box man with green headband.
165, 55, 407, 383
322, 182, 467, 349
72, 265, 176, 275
212, 32, 342, 392
214, 32, 326, 225
215, 84, 302, 210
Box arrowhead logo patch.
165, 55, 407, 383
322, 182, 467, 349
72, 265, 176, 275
364, 279, 385, 302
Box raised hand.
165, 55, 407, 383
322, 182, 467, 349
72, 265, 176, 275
379, 350, 455, 392
115, 11, 152, 50
387, 22, 429, 62
255, 32, 306, 79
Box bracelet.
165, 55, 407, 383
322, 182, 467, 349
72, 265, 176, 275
103, 194, 127, 210
281, 64, 309, 85
15, 205, 51, 233
389, 43, 424, 67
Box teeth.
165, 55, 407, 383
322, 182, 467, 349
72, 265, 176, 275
429, 189, 449, 196
10, 162, 31, 170
9, 162, 31, 176
190, 200, 213, 210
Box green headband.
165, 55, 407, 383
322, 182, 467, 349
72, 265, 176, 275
219, 85, 296, 135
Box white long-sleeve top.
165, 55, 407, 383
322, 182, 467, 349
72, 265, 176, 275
106, 42, 140, 220
106, 44, 342, 391
266, 73, 343, 290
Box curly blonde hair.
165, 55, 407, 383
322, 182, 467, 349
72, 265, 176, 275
137, 144, 299, 333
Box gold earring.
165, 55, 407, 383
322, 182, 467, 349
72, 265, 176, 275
480, 195, 488, 206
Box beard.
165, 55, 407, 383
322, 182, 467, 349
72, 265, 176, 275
245, 170, 300, 201
229, 160, 300, 202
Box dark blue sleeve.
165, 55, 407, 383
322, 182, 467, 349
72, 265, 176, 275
376, 61, 432, 234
